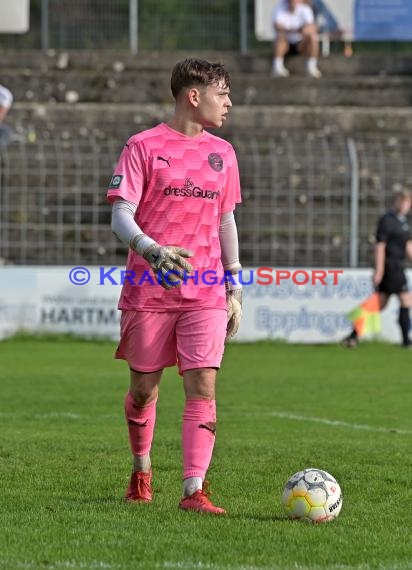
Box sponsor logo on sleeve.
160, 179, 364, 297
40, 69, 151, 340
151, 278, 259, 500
108, 174, 124, 189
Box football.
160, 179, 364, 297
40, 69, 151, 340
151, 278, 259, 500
281, 468, 343, 523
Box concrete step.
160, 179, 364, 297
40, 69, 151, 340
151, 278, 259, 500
3, 68, 412, 107
2, 50, 412, 76
8, 103, 412, 142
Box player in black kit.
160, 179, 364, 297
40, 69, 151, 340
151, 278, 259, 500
343, 190, 412, 348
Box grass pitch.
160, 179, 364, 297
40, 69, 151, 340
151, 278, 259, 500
0, 337, 411, 570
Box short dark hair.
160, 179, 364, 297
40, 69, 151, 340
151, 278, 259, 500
393, 190, 411, 203
170, 58, 230, 99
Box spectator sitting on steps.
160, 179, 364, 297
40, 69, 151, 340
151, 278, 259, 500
271, 0, 322, 79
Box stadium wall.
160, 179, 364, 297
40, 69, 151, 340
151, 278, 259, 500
0, 266, 407, 344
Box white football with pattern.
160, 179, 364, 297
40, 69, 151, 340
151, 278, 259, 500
281, 468, 343, 523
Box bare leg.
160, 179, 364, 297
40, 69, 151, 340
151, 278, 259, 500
300, 24, 321, 77
272, 35, 291, 77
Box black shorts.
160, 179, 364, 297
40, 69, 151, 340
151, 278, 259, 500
378, 262, 408, 295
287, 42, 302, 56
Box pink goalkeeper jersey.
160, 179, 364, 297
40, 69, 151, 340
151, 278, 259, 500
107, 123, 241, 311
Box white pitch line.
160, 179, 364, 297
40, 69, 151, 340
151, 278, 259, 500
0, 412, 82, 420
1, 410, 410, 436
161, 564, 411, 570
1, 562, 410, 570
160, 562, 373, 570
0, 412, 117, 421
0, 561, 121, 570
270, 411, 412, 435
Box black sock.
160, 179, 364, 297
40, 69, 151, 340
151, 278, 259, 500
349, 329, 358, 340
398, 307, 410, 346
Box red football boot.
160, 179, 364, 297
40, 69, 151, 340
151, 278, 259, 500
125, 469, 152, 502
179, 481, 226, 515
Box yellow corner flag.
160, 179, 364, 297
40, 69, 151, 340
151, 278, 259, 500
347, 293, 381, 337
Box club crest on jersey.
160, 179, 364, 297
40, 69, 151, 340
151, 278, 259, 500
109, 175, 123, 189
208, 153, 223, 172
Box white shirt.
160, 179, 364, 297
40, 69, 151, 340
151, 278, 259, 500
272, 2, 314, 44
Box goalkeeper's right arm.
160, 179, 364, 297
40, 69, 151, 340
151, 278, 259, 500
111, 198, 193, 289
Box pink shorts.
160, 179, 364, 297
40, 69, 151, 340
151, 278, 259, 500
115, 309, 227, 375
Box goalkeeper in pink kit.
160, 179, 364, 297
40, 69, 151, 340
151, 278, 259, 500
107, 58, 242, 514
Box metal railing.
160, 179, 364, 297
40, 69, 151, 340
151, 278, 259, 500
2, 1, 412, 54
0, 0, 251, 53
1, 130, 411, 269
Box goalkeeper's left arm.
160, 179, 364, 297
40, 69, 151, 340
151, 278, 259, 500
219, 211, 242, 341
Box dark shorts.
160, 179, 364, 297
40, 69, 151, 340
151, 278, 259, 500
287, 42, 302, 56
378, 262, 408, 295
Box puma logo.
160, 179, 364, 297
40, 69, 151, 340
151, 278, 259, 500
128, 419, 149, 427
199, 422, 216, 434
157, 155, 171, 167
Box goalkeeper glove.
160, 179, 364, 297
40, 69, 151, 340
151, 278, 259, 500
131, 235, 193, 290
225, 265, 243, 341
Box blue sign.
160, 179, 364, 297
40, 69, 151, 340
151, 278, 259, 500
355, 0, 412, 40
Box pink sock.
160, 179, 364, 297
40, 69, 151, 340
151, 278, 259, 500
124, 391, 157, 457
182, 398, 216, 480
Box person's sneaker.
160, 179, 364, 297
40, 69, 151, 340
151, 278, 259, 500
271, 67, 290, 78
307, 66, 322, 79
179, 481, 226, 515
341, 336, 358, 349
125, 469, 152, 502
